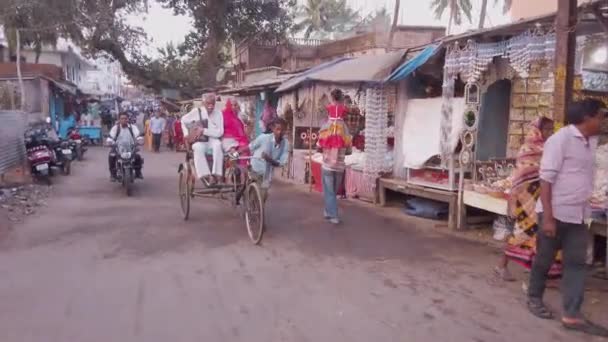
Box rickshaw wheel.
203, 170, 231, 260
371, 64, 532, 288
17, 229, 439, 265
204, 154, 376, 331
179, 165, 191, 220
245, 182, 265, 245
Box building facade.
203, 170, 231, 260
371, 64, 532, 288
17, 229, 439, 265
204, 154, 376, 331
80, 58, 124, 99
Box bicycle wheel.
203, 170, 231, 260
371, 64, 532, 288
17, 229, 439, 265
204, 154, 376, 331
178, 165, 191, 220
245, 182, 265, 245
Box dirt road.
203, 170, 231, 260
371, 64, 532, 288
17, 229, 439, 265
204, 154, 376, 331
0, 148, 604, 342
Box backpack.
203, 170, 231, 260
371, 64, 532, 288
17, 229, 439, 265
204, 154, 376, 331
113, 124, 136, 142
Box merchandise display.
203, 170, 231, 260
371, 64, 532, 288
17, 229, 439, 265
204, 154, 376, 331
364, 87, 389, 176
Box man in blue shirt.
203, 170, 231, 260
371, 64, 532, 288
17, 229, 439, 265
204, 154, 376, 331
246, 118, 290, 202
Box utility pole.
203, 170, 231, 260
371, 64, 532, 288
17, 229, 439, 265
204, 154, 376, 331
553, 0, 577, 125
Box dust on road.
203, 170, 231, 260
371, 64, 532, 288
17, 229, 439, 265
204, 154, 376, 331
0, 148, 603, 342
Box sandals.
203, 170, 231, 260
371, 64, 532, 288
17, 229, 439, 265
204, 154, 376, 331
563, 319, 608, 337
527, 299, 554, 319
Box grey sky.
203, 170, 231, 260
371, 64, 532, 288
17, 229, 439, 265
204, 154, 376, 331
132, 0, 509, 52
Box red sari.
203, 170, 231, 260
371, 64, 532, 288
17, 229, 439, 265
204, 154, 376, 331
174, 118, 185, 151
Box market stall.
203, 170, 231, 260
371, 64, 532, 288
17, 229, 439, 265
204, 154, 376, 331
274, 52, 405, 202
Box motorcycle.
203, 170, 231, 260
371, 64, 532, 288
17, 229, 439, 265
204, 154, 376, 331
49, 139, 73, 175
110, 141, 138, 196
67, 126, 87, 161
25, 128, 53, 185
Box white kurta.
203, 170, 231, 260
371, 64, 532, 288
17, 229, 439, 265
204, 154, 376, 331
181, 107, 225, 178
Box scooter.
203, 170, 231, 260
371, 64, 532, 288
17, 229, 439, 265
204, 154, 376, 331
25, 129, 53, 185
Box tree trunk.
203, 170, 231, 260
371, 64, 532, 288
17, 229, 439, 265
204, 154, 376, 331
35, 41, 42, 64
478, 0, 488, 29
197, 0, 228, 88
387, 0, 400, 51
447, 9, 454, 35
16, 29, 26, 111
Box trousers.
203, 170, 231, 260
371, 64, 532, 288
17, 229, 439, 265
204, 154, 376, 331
152, 133, 162, 152
528, 215, 588, 318
192, 139, 223, 178
322, 168, 344, 219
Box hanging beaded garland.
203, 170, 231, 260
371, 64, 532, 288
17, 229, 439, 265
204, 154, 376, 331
445, 28, 557, 83
363, 86, 389, 176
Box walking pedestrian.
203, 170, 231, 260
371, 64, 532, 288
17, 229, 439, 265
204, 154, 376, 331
318, 89, 352, 225
150, 112, 166, 153
495, 117, 561, 282
527, 99, 608, 337
166, 113, 176, 150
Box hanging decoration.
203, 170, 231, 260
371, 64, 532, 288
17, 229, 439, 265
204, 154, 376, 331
363, 86, 388, 176
444, 28, 556, 84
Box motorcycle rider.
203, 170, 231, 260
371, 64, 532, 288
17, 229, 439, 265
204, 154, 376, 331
107, 112, 144, 181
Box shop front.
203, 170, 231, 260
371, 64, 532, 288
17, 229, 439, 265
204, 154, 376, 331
274, 52, 405, 202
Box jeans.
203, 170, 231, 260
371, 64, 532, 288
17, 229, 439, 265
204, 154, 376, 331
152, 133, 162, 152
322, 169, 344, 219
528, 215, 588, 318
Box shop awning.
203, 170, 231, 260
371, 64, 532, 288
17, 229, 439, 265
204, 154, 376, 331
385, 45, 439, 82
50, 79, 78, 95
275, 57, 350, 93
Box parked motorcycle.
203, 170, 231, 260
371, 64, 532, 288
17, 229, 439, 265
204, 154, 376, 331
67, 126, 87, 161
25, 128, 53, 185
110, 141, 138, 196
49, 139, 73, 175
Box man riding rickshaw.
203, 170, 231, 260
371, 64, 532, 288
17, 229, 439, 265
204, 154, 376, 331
178, 93, 289, 244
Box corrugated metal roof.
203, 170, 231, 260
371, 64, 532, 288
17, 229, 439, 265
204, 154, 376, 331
275, 51, 406, 92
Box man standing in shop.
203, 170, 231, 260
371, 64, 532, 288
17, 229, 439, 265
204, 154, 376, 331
150, 111, 166, 153
527, 99, 608, 337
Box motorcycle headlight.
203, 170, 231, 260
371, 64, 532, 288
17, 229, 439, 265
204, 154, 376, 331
121, 152, 132, 159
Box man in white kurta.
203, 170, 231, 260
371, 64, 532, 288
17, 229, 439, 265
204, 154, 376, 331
181, 94, 224, 183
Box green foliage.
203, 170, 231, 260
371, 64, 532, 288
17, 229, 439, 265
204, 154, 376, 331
292, 0, 361, 39
429, 0, 473, 28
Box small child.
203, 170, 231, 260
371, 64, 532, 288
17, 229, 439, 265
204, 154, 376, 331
317, 89, 352, 150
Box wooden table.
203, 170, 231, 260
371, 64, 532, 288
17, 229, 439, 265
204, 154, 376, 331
378, 178, 461, 230
462, 190, 508, 216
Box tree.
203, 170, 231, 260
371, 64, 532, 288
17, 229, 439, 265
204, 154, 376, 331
159, 0, 295, 87
0, 0, 163, 86
1, 0, 296, 90
478, 0, 512, 29
430, 0, 473, 34
0, 0, 60, 62
292, 0, 360, 39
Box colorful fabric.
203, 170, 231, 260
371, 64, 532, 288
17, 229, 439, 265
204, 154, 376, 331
344, 107, 364, 134
222, 100, 249, 148
318, 104, 352, 149
507, 118, 561, 275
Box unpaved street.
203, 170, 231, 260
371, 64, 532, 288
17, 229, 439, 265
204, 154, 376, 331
0, 148, 605, 342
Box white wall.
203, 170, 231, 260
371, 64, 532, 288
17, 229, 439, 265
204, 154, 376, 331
81, 58, 124, 97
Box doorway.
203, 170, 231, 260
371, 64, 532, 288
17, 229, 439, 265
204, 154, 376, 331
476, 79, 512, 161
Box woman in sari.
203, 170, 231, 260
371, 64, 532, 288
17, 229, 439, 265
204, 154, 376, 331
495, 117, 560, 281
144, 114, 153, 152
222, 100, 250, 165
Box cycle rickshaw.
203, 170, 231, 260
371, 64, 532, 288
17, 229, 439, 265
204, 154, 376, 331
178, 147, 266, 244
